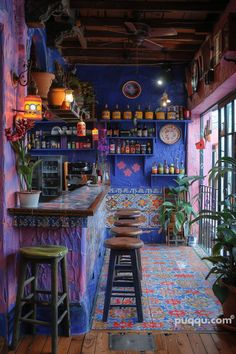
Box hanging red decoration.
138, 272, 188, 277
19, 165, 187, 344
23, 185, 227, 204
195, 138, 205, 150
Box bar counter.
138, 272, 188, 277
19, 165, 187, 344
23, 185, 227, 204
8, 185, 109, 334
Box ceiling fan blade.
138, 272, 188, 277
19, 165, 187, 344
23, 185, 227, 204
150, 28, 177, 37
142, 39, 163, 50
124, 21, 138, 33
103, 27, 128, 35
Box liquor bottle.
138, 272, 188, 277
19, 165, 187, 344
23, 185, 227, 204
109, 140, 115, 154
144, 105, 154, 120
169, 163, 175, 174
137, 124, 142, 137
180, 161, 185, 174
175, 158, 180, 174
112, 104, 121, 120
130, 140, 136, 154
135, 141, 141, 154
107, 123, 112, 137
158, 163, 164, 174
164, 160, 169, 174
113, 125, 119, 137
167, 105, 176, 120
101, 104, 110, 120
123, 104, 132, 120
91, 163, 98, 184
142, 124, 148, 137
121, 140, 126, 154
152, 162, 157, 174
116, 140, 121, 154
147, 141, 152, 154
125, 140, 130, 154
31, 133, 35, 149
134, 104, 143, 120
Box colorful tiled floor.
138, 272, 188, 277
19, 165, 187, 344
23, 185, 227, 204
92, 245, 222, 331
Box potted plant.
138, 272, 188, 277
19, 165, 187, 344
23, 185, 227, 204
47, 61, 66, 107
158, 175, 202, 240
192, 156, 236, 330
5, 117, 42, 208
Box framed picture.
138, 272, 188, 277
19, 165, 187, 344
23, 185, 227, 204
122, 80, 142, 99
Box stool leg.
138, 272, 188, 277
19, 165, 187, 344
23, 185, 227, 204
31, 262, 38, 336
61, 256, 70, 337
11, 258, 28, 349
102, 250, 116, 322
51, 259, 59, 354
130, 250, 143, 322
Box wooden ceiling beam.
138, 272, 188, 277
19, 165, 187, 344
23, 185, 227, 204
61, 41, 198, 51
70, 1, 228, 12
61, 48, 193, 60
84, 31, 205, 41
80, 17, 213, 33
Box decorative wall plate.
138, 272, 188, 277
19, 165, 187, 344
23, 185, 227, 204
159, 124, 181, 145
122, 81, 142, 99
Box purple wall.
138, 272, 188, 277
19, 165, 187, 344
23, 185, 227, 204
0, 0, 27, 336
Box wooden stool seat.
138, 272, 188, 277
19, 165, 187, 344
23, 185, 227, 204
103, 237, 143, 323
114, 219, 143, 227
115, 209, 141, 219
20, 245, 68, 258
111, 226, 142, 237
105, 237, 144, 250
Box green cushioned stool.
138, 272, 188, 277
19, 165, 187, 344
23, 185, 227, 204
11, 245, 70, 354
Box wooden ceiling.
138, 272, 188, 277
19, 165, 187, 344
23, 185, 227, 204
56, 0, 230, 65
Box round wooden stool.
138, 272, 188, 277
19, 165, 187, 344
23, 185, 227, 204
111, 226, 142, 237
115, 208, 141, 220
103, 237, 144, 323
114, 218, 143, 227
12, 245, 70, 354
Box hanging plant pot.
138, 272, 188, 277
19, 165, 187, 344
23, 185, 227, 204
48, 87, 65, 107
31, 72, 55, 99
17, 190, 41, 208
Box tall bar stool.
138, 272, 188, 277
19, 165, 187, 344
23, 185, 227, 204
114, 219, 143, 227
12, 245, 70, 354
102, 237, 144, 323
115, 208, 141, 220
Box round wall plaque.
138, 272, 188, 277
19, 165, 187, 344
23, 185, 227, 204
159, 124, 181, 145
122, 81, 142, 99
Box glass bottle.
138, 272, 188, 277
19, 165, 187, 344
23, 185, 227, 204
116, 140, 121, 154
164, 160, 169, 174
158, 163, 164, 174
135, 141, 141, 154
137, 124, 142, 137
125, 140, 130, 154
155, 107, 165, 120
175, 158, 180, 174
152, 162, 157, 174
112, 104, 121, 120
180, 161, 185, 174
123, 104, 132, 120
130, 140, 136, 154
107, 122, 112, 137
144, 105, 154, 120
147, 141, 152, 154
169, 163, 175, 174
121, 140, 126, 154
134, 104, 143, 120
101, 104, 110, 120
109, 140, 115, 154
142, 124, 148, 137
167, 105, 176, 120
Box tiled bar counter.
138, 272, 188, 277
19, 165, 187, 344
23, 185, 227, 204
8, 186, 108, 334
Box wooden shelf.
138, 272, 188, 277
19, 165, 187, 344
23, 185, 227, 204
108, 153, 153, 156
151, 174, 180, 177
107, 136, 155, 139
100, 119, 192, 123
30, 148, 95, 152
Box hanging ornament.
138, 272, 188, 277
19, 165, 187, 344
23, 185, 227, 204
77, 120, 86, 136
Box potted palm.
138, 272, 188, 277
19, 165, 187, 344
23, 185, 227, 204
158, 175, 202, 240
192, 156, 236, 330
5, 118, 42, 208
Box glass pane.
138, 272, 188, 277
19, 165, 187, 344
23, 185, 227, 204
235, 100, 236, 133
227, 134, 233, 157
226, 103, 232, 133
220, 136, 225, 158
220, 107, 225, 137
227, 171, 232, 196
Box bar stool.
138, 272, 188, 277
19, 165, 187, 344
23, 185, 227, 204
114, 218, 143, 227
102, 237, 144, 322
115, 208, 141, 220
12, 245, 70, 354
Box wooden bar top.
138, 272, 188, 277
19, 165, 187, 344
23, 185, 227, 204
8, 185, 109, 217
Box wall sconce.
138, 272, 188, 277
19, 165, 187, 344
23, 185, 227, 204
61, 89, 74, 110
11, 61, 31, 87
160, 91, 171, 107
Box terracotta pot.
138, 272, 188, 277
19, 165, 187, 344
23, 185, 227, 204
48, 87, 65, 107
31, 72, 55, 99
17, 190, 41, 208
221, 280, 236, 327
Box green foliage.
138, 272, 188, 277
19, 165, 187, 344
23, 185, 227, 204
158, 175, 202, 236
191, 156, 236, 301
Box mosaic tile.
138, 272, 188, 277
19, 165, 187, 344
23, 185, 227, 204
92, 245, 222, 331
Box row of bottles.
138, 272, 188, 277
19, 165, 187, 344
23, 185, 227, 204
107, 124, 155, 138
102, 104, 191, 120
109, 140, 153, 155
151, 159, 185, 175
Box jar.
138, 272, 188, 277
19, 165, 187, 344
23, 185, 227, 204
152, 163, 158, 174
141, 144, 146, 154
169, 164, 175, 174
167, 106, 176, 120
155, 108, 165, 120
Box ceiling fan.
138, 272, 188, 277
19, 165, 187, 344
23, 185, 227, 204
104, 21, 177, 50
